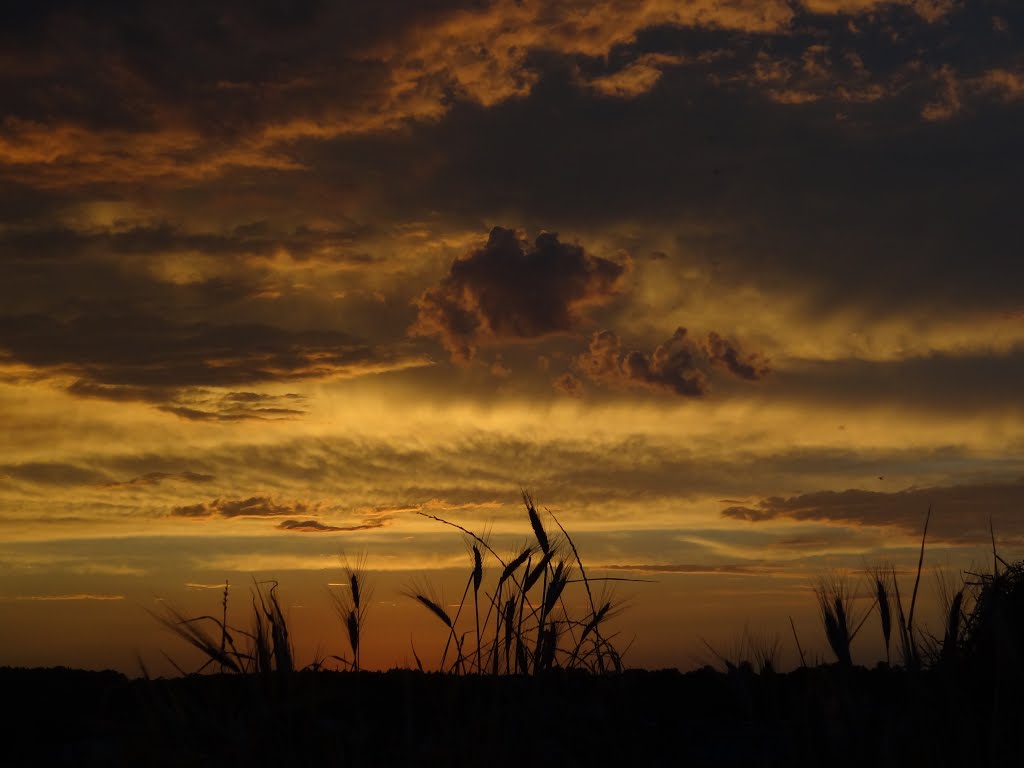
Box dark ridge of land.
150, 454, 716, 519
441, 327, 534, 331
2, 664, 1022, 768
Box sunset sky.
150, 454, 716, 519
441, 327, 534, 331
2, 0, 1022, 674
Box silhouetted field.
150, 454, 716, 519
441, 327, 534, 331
3, 662, 1023, 767
5, 500, 1023, 766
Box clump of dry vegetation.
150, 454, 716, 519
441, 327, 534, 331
329, 557, 371, 671
154, 491, 628, 677
408, 491, 627, 674
73, 497, 1024, 764
703, 625, 783, 675
152, 579, 297, 676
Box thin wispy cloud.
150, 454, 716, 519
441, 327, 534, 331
12, 594, 125, 601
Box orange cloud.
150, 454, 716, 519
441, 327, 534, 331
921, 64, 1024, 122
0, 0, 961, 189
704, 332, 770, 381
0, 118, 300, 187
574, 328, 709, 396
583, 53, 686, 98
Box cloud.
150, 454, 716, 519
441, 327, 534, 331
0, 2, 1020, 359
583, 54, 685, 98
0, 462, 111, 487
171, 503, 217, 518
566, 327, 771, 397
276, 517, 391, 533
552, 372, 585, 398
0, 0, 999, 200
0, 313, 428, 417
0, 220, 381, 273
0, 313, 402, 388
921, 64, 1024, 122
67, 383, 311, 422
574, 328, 709, 396
722, 480, 1024, 543
13, 594, 124, 601
704, 332, 771, 381
354, 499, 502, 519
171, 496, 316, 519
602, 563, 771, 575
410, 227, 627, 361
105, 471, 216, 488
489, 356, 512, 378
767, 351, 1024, 413
171, 497, 392, 531
156, 392, 308, 422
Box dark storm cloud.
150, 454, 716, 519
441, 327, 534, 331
324, 2, 1023, 323
722, 480, 1024, 543
410, 227, 627, 362
0, 3, 1017, 164
764, 351, 1024, 413
0, 221, 369, 263
276, 517, 391, 533
0, 0, 992, 170
0, 0, 1020, 412
0, 312, 412, 392
0, 220, 380, 329
4, 0, 676, 190
0, 0, 1019, 328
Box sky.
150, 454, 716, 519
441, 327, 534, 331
1, 0, 1023, 675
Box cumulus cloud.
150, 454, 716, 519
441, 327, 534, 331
552, 372, 585, 398
722, 480, 1024, 543
574, 328, 709, 396
704, 332, 771, 381
568, 327, 771, 396
410, 227, 627, 362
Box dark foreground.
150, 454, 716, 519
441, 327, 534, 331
1, 664, 1021, 767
